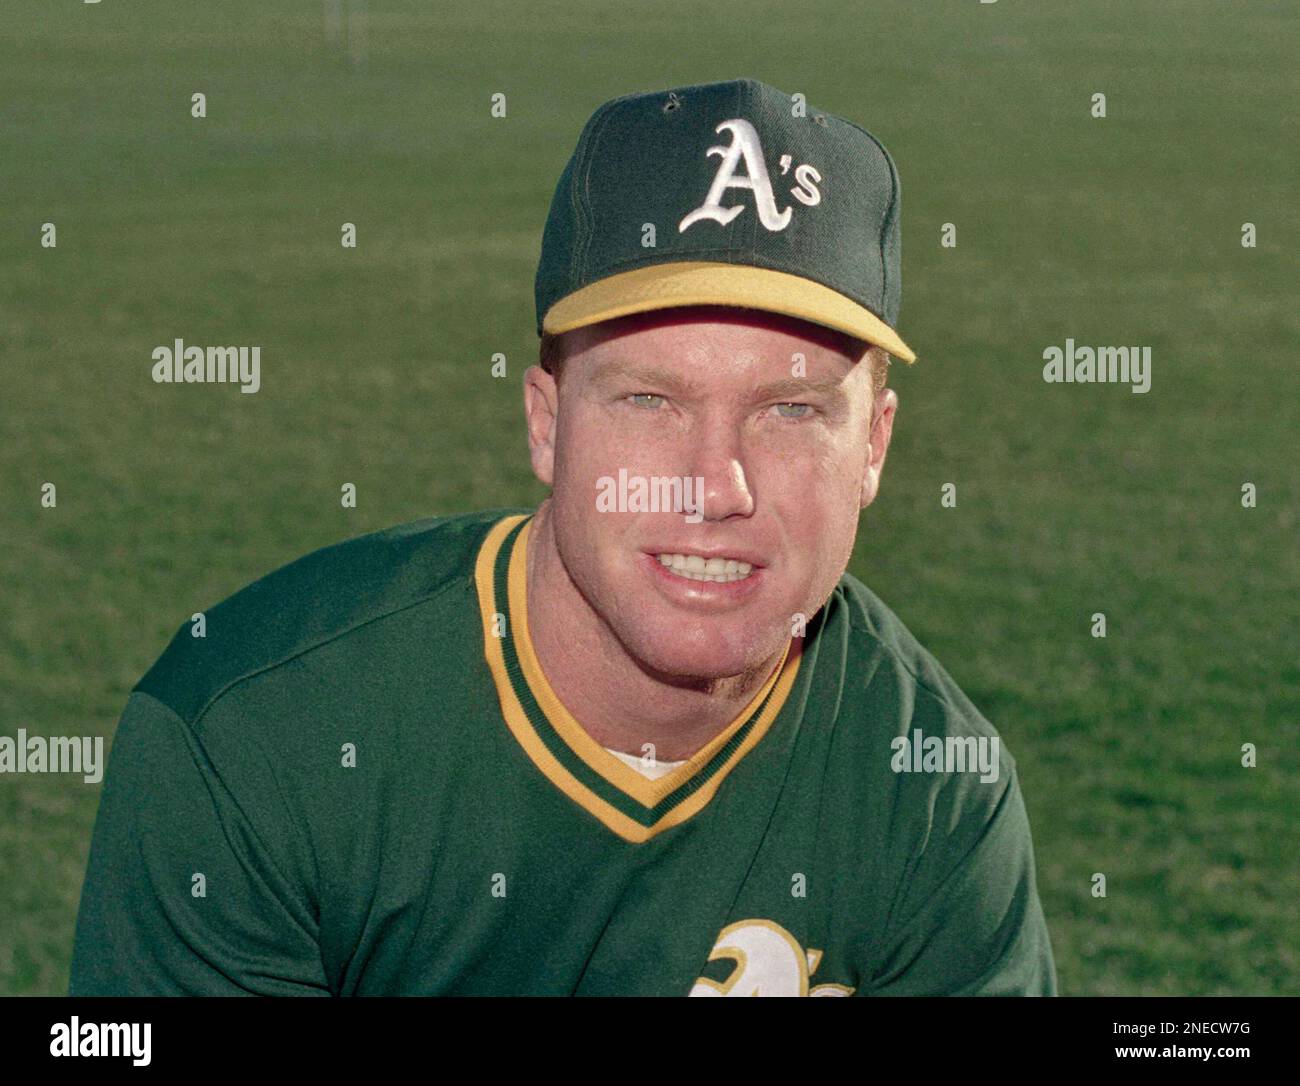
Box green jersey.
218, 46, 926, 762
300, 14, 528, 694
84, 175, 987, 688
70, 509, 1056, 996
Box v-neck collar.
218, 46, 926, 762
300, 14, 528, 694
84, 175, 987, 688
474, 513, 802, 843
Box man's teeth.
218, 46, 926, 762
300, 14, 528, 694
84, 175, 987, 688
655, 553, 754, 583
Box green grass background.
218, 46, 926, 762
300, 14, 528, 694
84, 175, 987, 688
1, 0, 1296, 995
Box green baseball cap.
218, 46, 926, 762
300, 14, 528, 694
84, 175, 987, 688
535, 77, 915, 363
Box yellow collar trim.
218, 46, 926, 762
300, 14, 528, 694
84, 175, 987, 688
475, 513, 802, 842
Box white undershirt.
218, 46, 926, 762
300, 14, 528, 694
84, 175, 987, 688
603, 746, 688, 780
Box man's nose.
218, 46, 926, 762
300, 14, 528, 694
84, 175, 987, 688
685, 423, 755, 521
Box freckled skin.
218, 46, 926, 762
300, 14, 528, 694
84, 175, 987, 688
522, 305, 897, 759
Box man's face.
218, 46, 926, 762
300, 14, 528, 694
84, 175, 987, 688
525, 305, 897, 684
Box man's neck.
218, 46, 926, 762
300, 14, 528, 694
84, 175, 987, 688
524, 501, 785, 763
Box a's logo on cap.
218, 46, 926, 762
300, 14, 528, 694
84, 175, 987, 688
679, 119, 822, 235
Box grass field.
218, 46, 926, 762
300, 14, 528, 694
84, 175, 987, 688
1, 0, 1296, 995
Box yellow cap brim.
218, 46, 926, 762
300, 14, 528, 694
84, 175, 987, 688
542, 260, 916, 364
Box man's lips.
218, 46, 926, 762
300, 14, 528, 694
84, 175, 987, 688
637, 551, 766, 604
639, 544, 768, 569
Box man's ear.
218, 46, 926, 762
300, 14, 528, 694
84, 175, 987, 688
523, 365, 559, 487
860, 387, 898, 509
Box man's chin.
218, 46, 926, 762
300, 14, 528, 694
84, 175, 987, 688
619, 624, 786, 690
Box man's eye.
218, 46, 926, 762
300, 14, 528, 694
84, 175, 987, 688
771, 402, 812, 419
628, 393, 665, 409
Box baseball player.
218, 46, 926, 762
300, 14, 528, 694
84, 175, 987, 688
71, 78, 1056, 996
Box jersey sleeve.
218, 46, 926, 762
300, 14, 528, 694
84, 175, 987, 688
861, 765, 1057, 996
69, 690, 330, 995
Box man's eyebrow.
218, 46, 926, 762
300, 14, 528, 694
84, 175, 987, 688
750, 375, 851, 402
590, 361, 851, 401
588, 360, 702, 394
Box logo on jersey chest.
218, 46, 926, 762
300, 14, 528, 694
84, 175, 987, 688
678, 119, 822, 235
689, 919, 854, 997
